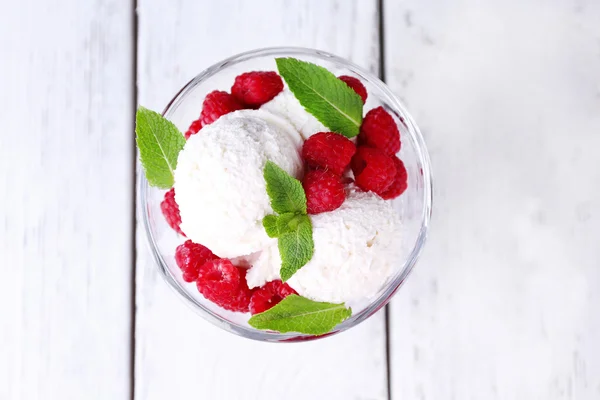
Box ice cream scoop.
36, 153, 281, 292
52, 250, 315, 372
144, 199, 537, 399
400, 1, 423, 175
174, 109, 303, 258
247, 187, 402, 304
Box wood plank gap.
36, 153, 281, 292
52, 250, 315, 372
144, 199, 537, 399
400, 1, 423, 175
378, 0, 387, 82
129, 0, 140, 399
377, 1, 391, 400
384, 309, 392, 400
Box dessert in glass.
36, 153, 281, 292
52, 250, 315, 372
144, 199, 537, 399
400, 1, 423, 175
137, 47, 432, 342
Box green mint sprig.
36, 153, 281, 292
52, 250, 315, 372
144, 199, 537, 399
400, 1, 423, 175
264, 161, 307, 214
248, 294, 352, 335
135, 106, 185, 189
262, 161, 314, 281
262, 214, 280, 238
278, 214, 313, 281
276, 57, 363, 138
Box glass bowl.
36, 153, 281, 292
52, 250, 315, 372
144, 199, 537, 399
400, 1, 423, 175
139, 47, 433, 342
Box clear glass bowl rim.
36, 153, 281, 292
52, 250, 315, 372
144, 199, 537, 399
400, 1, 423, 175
139, 46, 433, 342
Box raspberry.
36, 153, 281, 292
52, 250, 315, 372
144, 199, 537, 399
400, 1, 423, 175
227, 268, 254, 312
380, 156, 408, 200
302, 132, 356, 175
351, 147, 396, 195
338, 75, 368, 103
231, 71, 284, 107
196, 259, 238, 304
196, 259, 252, 312
276, 281, 298, 298
359, 106, 401, 156
249, 280, 297, 315
200, 90, 243, 126
184, 119, 203, 140
161, 188, 185, 236
175, 240, 218, 282
303, 169, 346, 214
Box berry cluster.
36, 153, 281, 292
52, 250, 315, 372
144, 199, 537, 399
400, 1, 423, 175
185, 71, 284, 140
175, 240, 296, 314
352, 106, 407, 198
300, 75, 408, 215
174, 240, 296, 313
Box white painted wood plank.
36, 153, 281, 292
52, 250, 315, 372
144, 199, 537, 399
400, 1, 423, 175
0, 1, 134, 399
384, 1, 600, 399
135, 1, 387, 399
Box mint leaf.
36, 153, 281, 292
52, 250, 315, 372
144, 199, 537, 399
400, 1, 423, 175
135, 106, 185, 189
279, 215, 314, 281
262, 214, 280, 238
248, 294, 352, 335
276, 213, 303, 235
276, 57, 363, 138
263, 161, 306, 214
262, 162, 314, 280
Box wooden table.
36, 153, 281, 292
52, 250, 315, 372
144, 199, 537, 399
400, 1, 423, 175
2, 1, 599, 399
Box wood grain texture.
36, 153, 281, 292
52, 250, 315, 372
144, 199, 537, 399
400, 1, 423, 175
135, 1, 387, 399
0, 1, 134, 399
384, 1, 600, 399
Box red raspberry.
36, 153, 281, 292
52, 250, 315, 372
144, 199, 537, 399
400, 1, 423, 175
302, 132, 356, 175
200, 90, 243, 126
249, 280, 298, 315
175, 240, 218, 282
303, 169, 346, 214
227, 268, 254, 312
161, 188, 185, 236
184, 119, 203, 140
351, 147, 396, 195
196, 259, 252, 312
338, 75, 368, 103
359, 106, 401, 156
276, 282, 298, 298
380, 156, 408, 200
231, 71, 284, 107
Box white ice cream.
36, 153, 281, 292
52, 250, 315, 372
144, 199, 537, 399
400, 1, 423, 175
246, 244, 282, 288
261, 89, 327, 139
174, 109, 303, 258
247, 187, 403, 303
